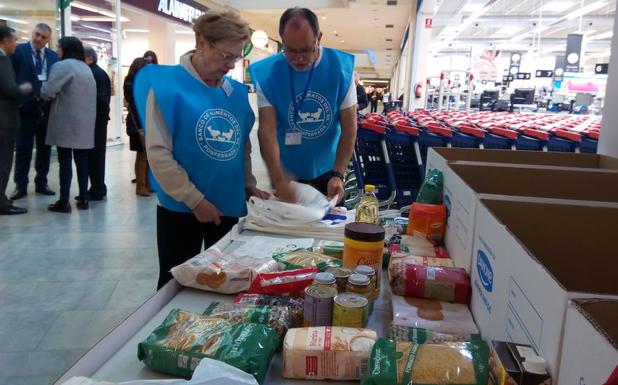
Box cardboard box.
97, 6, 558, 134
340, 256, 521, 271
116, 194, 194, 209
558, 299, 618, 385
428, 160, 618, 271
470, 199, 618, 381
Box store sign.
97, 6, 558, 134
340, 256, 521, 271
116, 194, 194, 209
516, 72, 531, 80
123, 0, 208, 26
595, 63, 609, 74
471, 49, 500, 81
554, 55, 565, 82
535, 70, 553, 78
565, 34, 583, 72
425, 18, 432, 28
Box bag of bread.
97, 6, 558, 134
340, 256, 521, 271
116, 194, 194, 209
273, 249, 342, 271
283, 326, 378, 380
361, 338, 490, 385
391, 295, 479, 336
137, 309, 279, 383
171, 249, 279, 294
203, 302, 294, 339
389, 264, 471, 303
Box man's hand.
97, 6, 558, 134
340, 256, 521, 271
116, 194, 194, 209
192, 198, 223, 225
246, 186, 271, 200
327, 176, 344, 204
274, 179, 297, 203
19, 82, 32, 95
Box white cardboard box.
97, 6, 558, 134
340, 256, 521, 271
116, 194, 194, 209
558, 299, 618, 385
470, 199, 618, 382
425, 148, 618, 272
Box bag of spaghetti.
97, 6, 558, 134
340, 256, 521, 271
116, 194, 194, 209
361, 338, 490, 385
202, 302, 294, 339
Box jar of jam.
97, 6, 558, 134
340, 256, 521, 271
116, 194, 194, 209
346, 273, 373, 314
313, 272, 337, 291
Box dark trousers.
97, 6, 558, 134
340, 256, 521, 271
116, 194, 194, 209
298, 171, 345, 207
156, 205, 238, 290
13, 102, 52, 190
370, 101, 378, 113
57, 147, 89, 201
88, 117, 108, 198
0, 125, 16, 208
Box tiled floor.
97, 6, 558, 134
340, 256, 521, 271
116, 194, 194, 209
0, 123, 270, 384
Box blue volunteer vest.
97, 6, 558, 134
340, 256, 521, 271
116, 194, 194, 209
133, 64, 254, 216
250, 47, 354, 180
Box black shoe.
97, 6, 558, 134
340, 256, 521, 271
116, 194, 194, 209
48, 200, 71, 213
86, 190, 106, 201
0, 204, 28, 215
36, 185, 56, 196
10, 189, 27, 200
76, 198, 89, 210
131, 178, 136, 184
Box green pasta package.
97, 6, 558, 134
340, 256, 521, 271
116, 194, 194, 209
273, 248, 342, 271
361, 338, 490, 385
137, 309, 279, 383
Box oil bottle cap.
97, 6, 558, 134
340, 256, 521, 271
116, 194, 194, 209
348, 273, 370, 286
364, 184, 376, 192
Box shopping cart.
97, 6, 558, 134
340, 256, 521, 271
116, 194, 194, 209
516, 128, 548, 151
547, 129, 580, 152
579, 130, 599, 153
384, 124, 424, 207
450, 125, 486, 149
483, 127, 517, 150
418, 124, 452, 167
352, 122, 397, 208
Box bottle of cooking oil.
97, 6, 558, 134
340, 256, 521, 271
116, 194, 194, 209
355, 184, 379, 224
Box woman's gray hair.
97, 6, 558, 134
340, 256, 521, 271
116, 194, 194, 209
84, 47, 97, 64
193, 9, 251, 44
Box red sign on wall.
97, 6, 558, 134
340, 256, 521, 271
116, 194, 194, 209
425, 18, 432, 28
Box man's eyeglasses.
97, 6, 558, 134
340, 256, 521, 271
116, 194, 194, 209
283, 41, 318, 57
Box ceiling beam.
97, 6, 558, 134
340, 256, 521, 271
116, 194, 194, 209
226, 0, 350, 9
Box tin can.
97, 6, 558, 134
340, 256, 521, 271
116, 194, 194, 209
326, 267, 353, 293
303, 285, 337, 327
332, 293, 368, 328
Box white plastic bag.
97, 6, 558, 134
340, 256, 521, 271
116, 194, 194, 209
61, 358, 259, 385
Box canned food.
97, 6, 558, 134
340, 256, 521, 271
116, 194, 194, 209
346, 273, 374, 314
303, 285, 337, 327
326, 267, 353, 293
332, 293, 368, 328
355, 265, 378, 313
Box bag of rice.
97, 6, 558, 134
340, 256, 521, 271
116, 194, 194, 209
137, 309, 279, 383
389, 324, 481, 344
391, 295, 479, 336
361, 338, 490, 385
273, 249, 341, 271
203, 302, 294, 339
389, 264, 471, 303
171, 249, 279, 294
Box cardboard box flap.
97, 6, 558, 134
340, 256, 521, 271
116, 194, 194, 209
433, 147, 603, 167
599, 155, 618, 170
480, 199, 618, 296
572, 299, 618, 351
451, 160, 618, 174
450, 163, 618, 203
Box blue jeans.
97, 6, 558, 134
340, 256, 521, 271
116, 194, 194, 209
57, 147, 89, 201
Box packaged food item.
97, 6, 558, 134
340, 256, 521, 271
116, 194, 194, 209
390, 324, 481, 344
398, 235, 437, 257
325, 267, 353, 293
416, 169, 444, 205
343, 222, 385, 292
273, 249, 342, 271
389, 264, 471, 303
171, 249, 279, 294
312, 272, 338, 291
202, 302, 293, 339
361, 338, 490, 385
283, 326, 378, 380
406, 203, 447, 243
303, 285, 337, 327
346, 273, 374, 314
233, 293, 304, 327
389, 253, 455, 268
137, 309, 278, 383
434, 246, 451, 259
311, 242, 344, 258
333, 293, 369, 328
489, 341, 552, 385
391, 295, 479, 336
248, 267, 319, 297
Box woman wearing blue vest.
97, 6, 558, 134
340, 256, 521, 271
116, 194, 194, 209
134, 10, 268, 289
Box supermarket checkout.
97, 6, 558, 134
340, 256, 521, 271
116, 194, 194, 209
250, 7, 358, 205
133, 10, 269, 289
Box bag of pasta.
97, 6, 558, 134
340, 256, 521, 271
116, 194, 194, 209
361, 338, 490, 385
203, 302, 294, 339
273, 249, 342, 271
137, 309, 278, 384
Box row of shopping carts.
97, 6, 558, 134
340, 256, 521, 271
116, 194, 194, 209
347, 110, 601, 208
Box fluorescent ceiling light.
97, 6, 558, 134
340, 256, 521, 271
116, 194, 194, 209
80, 24, 110, 33
79, 16, 129, 22
588, 31, 613, 40
70, 15, 80, 21
71, 1, 117, 18
586, 52, 610, 59
564, 1, 607, 20
460, 3, 486, 13
123, 29, 149, 33
88, 35, 112, 42
495, 26, 523, 36
176, 30, 193, 34
540, 1, 576, 13
0, 15, 28, 24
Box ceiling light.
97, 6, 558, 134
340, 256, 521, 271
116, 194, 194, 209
80, 24, 111, 33
0, 15, 28, 24
540, 1, 576, 13
71, 1, 117, 18
88, 35, 112, 42
588, 31, 613, 40
80, 16, 129, 22
321, 16, 326, 20
123, 29, 149, 33
564, 1, 607, 20
176, 30, 193, 35
495, 26, 523, 36
70, 15, 81, 21
460, 3, 486, 13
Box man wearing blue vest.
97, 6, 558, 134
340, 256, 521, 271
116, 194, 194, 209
251, 7, 357, 204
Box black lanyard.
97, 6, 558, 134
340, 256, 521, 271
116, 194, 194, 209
289, 61, 316, 126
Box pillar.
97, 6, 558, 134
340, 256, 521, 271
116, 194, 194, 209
598, 4, 618, 156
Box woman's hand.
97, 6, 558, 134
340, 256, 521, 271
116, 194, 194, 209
192, 198, 223, 225
246, 186, 271, 200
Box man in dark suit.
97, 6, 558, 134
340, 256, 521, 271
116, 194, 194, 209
0, 26, 32, 215
84, 47, 111, 200
10, 23, 59, 200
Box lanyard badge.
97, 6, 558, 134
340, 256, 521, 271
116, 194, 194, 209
286, 62, 315, 146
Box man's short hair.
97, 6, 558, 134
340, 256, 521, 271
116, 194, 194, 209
0, 26, 15, 42
84, 47, 97, 63
279, 7, 320, 38
35, 23, 52, 34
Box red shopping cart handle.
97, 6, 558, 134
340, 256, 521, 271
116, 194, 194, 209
458, 126, 486, 138
394, 124, 419, 136
521, 128, 549, 141
488, 127, 518, 140
426, 125, 452, 137
360, 122, 386, 134
553, 129, 581, 142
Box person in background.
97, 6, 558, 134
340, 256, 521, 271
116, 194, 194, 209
41, 37, 96, 213
10, 23, 58, 200
251, 7, 357, 205
124, 57, 151, 197
355, 72, 368, 112
143, 50, 158, 65
0, 26, 32, 215
84, 47, 111, 201
369, 87, 378, 113
133, 10, 269, 289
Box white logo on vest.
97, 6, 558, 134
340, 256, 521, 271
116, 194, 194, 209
195, 109, 241, 161
287, 91, 333, 139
